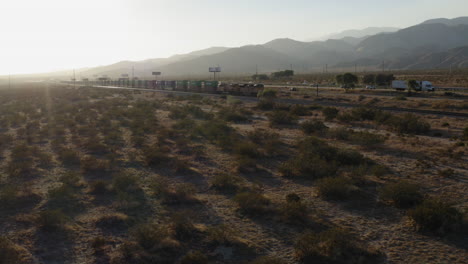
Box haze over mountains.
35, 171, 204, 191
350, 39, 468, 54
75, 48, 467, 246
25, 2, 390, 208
71, 17, 468, 78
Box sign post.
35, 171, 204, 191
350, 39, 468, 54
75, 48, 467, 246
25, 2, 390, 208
209, 67, 221, 81
152, 72, 161, 89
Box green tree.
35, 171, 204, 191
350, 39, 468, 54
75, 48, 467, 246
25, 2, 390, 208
362, 74, 376, 85
252, 74, 269, 81
271, 70, 294, 79
375, 74, 395, 86
337, 73, 358, 89
407, 80, 419, 96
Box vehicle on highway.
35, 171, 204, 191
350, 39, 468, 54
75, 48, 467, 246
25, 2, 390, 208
392, 80, 435, 91
366, 85, 376, 89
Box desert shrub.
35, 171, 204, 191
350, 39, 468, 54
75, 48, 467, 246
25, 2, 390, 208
57, 148, 81, 166
142, 144, 171, 167
463, 126, 468, 140
38, 209, 68, 231
234, 141, 260, 159
247, 129, 282, 156
290, 104, 311, 116
82, 138, 109, 154
217, 107, 249, 122
295, 228, 376, 263
37, 151, 53, 167
257, 99, 275, 110
195, 119, 237, 149
316, 177, 357, 200
90, 180, 110, 194
388, 114, 431, 134
350, 107, 378, 121
206, 224, 236, 246
133, 223, 171, 250
80, 156, 110, 174
180, 251, 208, 264
0, 185, 19, 209
280, 137, 366, 179
171, 212, 197, 241
0, 236, 21, 264
322, 107, 339, 120
249, 256, 285, 264
210, 174, 242, 192
300, 120, 328, 135
258, 89, 277, 99
156, 181, 197, 204
59, 171, 82, 188
234, 191, 270, 215
380, 181, 423, 208
92, 236, 107, 251
5, 145, 34, 178
408, 198, 464, 234
268, 110, 298, 127
236, 156, 258, 173
169, 105, 213, 120
438, 168, 455, 178
149, 176, 171, 197
328, 127, 351, 140
172, 183, 197, 202
335, 148, 365, 166
170, 158, 192, 174
280, 194, 308, 224
349, 131, 386, 146
395, 94, 407, 100
113, 174, 139, 194
279, 151, 337, 179
96, 213, 129, 231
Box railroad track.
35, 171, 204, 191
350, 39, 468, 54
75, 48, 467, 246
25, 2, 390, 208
64, 83, 468, 119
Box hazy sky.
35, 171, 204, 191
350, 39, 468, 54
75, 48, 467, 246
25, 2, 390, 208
0, 0, 467, 75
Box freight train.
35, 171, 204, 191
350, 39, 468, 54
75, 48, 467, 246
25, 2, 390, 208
67, 79, 264, 97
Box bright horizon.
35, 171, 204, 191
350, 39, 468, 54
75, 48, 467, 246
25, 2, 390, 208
0, 0, 467, 75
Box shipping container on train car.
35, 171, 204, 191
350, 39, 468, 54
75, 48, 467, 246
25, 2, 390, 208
156, 80, 165, 90
175, 80, 188, 91
202, 81, 219, 93
188, 81, 203, 92
165, 81, 176, 90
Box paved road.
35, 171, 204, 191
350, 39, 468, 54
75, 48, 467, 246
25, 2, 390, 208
65, 84, 468, 119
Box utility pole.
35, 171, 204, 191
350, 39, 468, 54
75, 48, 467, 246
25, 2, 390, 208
326, 64, 328, 73
132, 67, 135, 87
73, 69, 76, 89
355, 63, 357, 74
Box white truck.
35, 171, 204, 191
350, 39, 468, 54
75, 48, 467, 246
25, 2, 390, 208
391, 80, 434, 91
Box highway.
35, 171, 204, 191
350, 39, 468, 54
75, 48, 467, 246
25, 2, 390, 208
64, 83, 468, 119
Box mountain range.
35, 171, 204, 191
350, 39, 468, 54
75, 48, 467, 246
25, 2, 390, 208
73, 16, 468, 78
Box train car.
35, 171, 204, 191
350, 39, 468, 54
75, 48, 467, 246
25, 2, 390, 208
249, 84, 264, 96
188, 81, 203, 93
175, 80, 188, 91
165, 81, 176, 90
226, 83, 241, 95
202, 81, 219, 93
